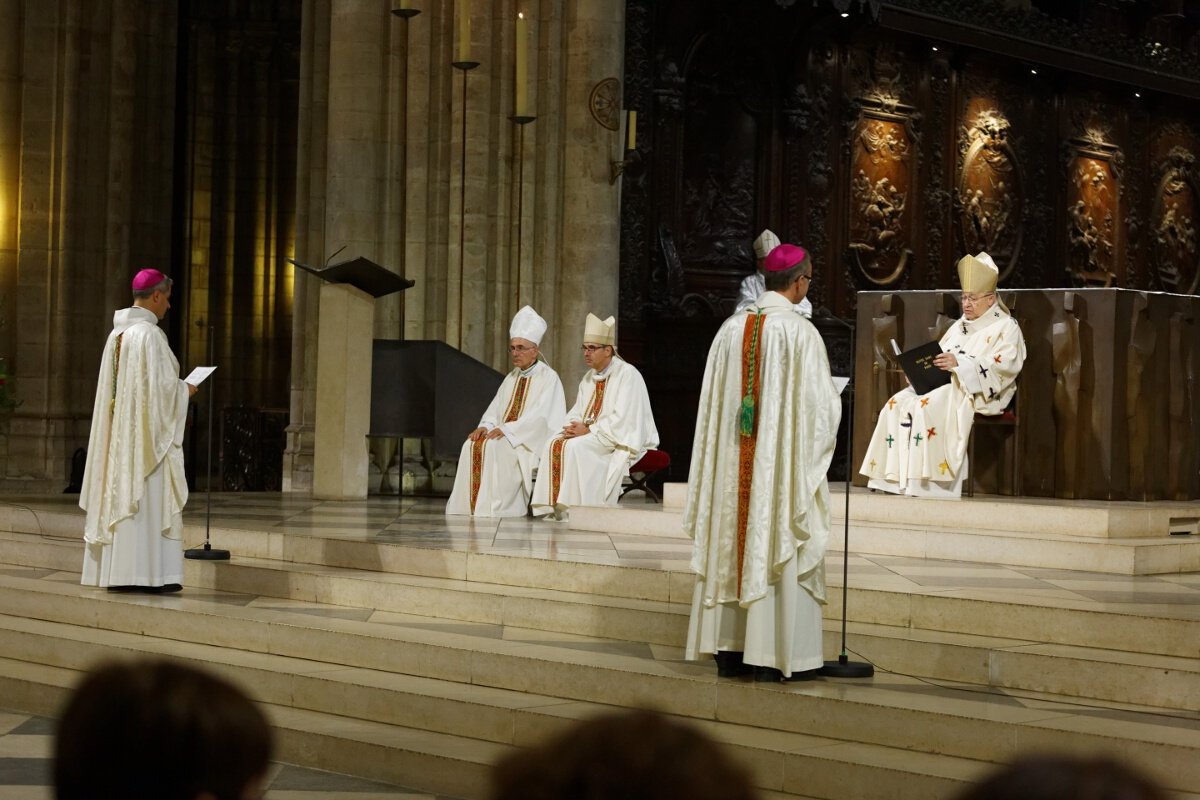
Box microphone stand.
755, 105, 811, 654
186, 323, 229, 561
817, 307, 873, 678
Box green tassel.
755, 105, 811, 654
739, 394, 755, 437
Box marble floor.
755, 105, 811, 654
2, 492, 1199, 799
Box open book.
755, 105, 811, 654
891, 339, 951, 397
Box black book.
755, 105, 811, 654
894, 340, 951, 396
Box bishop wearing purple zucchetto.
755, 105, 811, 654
79, 269, 200, 593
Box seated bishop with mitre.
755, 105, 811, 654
445, 306, 566, 517
859, 252, 1026, 499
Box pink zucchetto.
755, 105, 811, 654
131, 269, 168, 292
763, 244, 808, 273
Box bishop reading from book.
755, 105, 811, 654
859, 252, 1026, 498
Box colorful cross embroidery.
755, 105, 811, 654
993, 354, 1002, 363
885, 435, 894, 448
888, 398, 897, 409
979, 365, 989, 378
869, 459, 877, 469
938, 461, 950, 475
920, 397, 929, 407
926, 427, 937, 438
988, 387, 997, 400
914, 432, 924, 445
986, 336, 992, 344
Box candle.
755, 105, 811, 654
515, 12, 528, 116
627, 110, 637, 150
458, 1, 470, 63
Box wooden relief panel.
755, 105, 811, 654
1151, 146, 1200, 295
958, 110, 1024, 280
1065, 135, 1122, 287
848, 104, 915, 285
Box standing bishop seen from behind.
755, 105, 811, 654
859, 251, 1026, 498
685, 244, 841, 682
445, 305, 566, 517
79, 270, 199, 593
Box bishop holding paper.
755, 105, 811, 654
446, 306, 566, 518
859, 252, 1026, 498
79, 269, 199, 593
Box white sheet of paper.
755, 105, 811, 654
184, 366, 217, 386
833, 377, 850, 395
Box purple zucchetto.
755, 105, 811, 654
131, 269, 168, 292
763, 244, 808, 273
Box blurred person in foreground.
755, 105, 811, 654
55, 657, 272, 800
489, 708, 759, 800
952, 754, 1166, 800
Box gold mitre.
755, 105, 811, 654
957, 251, 1009, 313
583, 313, 616, 346
957, 251, 1000, 294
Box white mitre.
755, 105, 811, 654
509, 305, 547, 345
753, 229, 781, 259
583, 313, 616, 346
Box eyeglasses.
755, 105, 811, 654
581, 345, 609, 353
960, 292, 994, 304
509, 345, 536, 352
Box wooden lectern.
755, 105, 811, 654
289, 257, 414, 500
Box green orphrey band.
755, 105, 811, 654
739, 311, 765, 438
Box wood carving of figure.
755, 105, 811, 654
1051, 294, 1082, 499
1126, 294, 1156, 498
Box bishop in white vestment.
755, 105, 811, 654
446, 306, 566, 517
531, 314, 659, 520
80, 270, 198, 592
685, 245, 841, 681
859, 252, 1026, 498
735, 229, 813, 318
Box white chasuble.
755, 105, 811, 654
531, 357, 659, 518
446, 360, 566, 517
684, 292, 841, 674
80, 307, 190, 587
859, 303, 1025, 497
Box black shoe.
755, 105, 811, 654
791, 668, 820, 681
106, 585, 137, 593
753, 666, 786, 683
714, 651, 751, 677
141, 584, 182, 594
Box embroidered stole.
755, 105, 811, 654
549, 378, 607, 506
469, 374, 531, 513
736, 313, 765, 597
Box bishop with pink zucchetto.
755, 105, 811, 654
684, 242, 841, 681
79, 269, 200, 593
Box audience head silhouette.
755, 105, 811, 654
55, 658, 273, 800
489, 708, 758, 800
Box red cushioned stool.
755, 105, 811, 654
621, 449, 671, 502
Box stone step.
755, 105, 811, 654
1, 571, 1199, 796
2, 525, 1200, 695
568, 495, 1200, 575
0, 615, 990, 800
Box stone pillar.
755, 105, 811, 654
312, 282, 374, 499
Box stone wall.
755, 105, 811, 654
284, 0, 626, 491
0, 1, 178, 490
